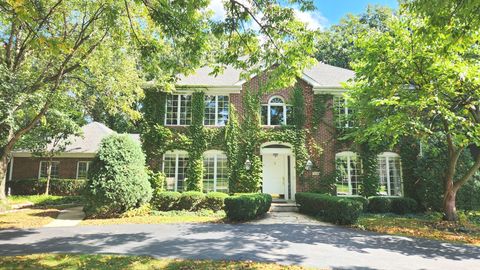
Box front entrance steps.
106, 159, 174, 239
270, 200, 299, 212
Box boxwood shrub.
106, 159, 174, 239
178, 191, 206, 211
203, 192, 229, 211
295, 192, 363, 225
224, 193, 272, 221
9, 179, 86, 196
151, 191, 181, 211
342, 195, 369, 211
367, 196, 418, 214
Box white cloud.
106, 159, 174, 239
208, 0, 226, 21
293, 9, 328, 31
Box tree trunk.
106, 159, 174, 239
443, 183, 458, 221
0, 155, 8, 202
45, 160, 52, 196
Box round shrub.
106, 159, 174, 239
178, 191, 206, 211
367, 196, 393, 213
84, 134, 152, 217
391, 197, 418, 214
151, 191, 181, 211
224, 193, 272, 221
204, 192, 229, 211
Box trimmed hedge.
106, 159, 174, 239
367, 196, 418, 214
178, 191, 206, 211
8, 179, 86, 196
342, 195, 369, 211
151, 191, 181, 211
224, 193, 272, 221
295, 192, 363, 225
204, 192, 229, 211
151, 191, 228, 212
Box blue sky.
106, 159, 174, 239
209, 0, 399, 30
313, 0, 399, 25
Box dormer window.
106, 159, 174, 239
261, 96, 292, 126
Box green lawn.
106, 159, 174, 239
7, 195, 83, 207
0, 254, 316, 270
355, 212, 480, 245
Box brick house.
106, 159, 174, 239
153, 62, 403, 199
7, 122, 140, 182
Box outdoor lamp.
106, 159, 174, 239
306, 160, 313, 171
245, 159, 252, 171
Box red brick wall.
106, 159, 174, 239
229, 73, 337, 193
11, 157, 93, 180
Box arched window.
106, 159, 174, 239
378, 152, 402, 196
163, 150, 189, 191
335, 151, 362, 195
261, 96, 292, 126
203, 150, 228, 192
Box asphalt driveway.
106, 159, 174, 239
0, 222, 479, 270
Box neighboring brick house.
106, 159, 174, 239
7, 122, 140, 182
157, 62, 404, 199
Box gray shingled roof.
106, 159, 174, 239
175, 62, 354, 88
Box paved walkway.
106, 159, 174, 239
251, 212, 330, 225
1, 217, 479, 270
44, 206, 85, 227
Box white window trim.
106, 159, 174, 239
164, 94, 191, 126
163, 150, 188, 191
204, 95, 229, 127
335, 151, 361, 196
378, 152, 403, 196
38, 161, 59, 179
262, 96, 290, 126
76, 161, 90, 179
203, 150, 227, 192
334, 96, 352, 129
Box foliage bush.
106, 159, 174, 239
120, 203, 152, 218
203, 192, 229, 212
390, 197, 418, 214
84, 134, 152, 217
343, 195, 369, 211
367, 196, 418, 214
295, 192, 363, 225
151, 191, 181, 211
9, 179, 86, 196
224, 193, 272, 221
178, 191, 206, 211
148, 171, 166, 191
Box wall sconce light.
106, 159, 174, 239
245, 159, 252, 171
306, 160, 313, 171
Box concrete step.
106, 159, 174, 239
269, 203, 299, 212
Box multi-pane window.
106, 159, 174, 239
165, 94, 192, 125
204, 95, 229, 126
261, 96, 292, 126
378, 152, 402, 196
203, 151, 228, 192
163, 151, 189, 191
334, 96, 354, 129
39, 161, 59, 179
335, 152, 362, 195
76, 161, 91, 179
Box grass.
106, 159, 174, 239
81, 210, 226, 226
1, 195, 83, 230
355, 212, 480, 245
0, 254, 315, 270
0, 208, 60, 229
7, 195, 83, 207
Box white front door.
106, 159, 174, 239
262, 153, 287, 196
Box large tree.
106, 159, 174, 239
348, 2, 480, 221
0, 0, 319, 201
315, 5, 393, 69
